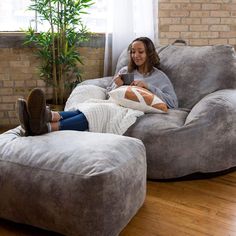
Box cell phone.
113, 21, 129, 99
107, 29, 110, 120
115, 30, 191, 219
120, 73, 134, 85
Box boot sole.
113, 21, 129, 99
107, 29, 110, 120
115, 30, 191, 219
16, 98, 31, 136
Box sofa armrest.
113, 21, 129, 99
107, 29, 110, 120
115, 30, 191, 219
80, 76, 113, 89
185, 89, 236, 125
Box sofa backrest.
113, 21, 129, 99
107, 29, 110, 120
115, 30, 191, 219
115, 44, 236, 109
158, 44, 236, 108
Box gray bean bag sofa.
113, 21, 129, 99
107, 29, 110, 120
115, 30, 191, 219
82, 43, 236, 179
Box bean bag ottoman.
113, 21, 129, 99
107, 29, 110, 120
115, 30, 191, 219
0, 127, 146, 236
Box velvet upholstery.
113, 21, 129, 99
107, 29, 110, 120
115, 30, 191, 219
158, 45, 236, 108
0, 128, 146, 236
82, 44, 236, 179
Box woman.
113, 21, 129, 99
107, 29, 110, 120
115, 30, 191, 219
17, 37, 178, 136
109, 37, 178, 109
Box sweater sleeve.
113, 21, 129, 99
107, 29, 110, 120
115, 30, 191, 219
106, 66, 128, 92
146, 70, 178, 109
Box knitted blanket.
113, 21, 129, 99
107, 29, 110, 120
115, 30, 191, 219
65, 99, 144, 135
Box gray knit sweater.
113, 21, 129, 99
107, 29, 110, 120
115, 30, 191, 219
108, 66, 178, 108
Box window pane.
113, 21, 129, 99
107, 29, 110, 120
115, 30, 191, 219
83, 0, 108, 33
0, 0, 107, 33
0, 0, 34, 31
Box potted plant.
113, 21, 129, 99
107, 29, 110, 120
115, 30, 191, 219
24, 0, 94, 107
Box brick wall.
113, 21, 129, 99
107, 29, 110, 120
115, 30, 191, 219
1, 0, 236, 128
0, 34, 105, 128
158, 0, 236, 46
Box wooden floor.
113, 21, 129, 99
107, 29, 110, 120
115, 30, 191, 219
1, 129, 236, 235
0, 172, 236, 236
121, 174, 236, 236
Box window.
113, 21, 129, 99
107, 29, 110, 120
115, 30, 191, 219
83, 0, 108, 33
0, 0, 107, 33
0, 0, 35, 31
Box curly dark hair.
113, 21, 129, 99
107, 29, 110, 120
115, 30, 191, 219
127, 37, 160, 73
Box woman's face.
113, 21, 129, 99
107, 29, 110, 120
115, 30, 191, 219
131, 41, 147, 67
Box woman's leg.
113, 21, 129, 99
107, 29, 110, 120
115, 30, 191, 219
50, 112, 88, 132
60, 112, 88, 131
51, 110, 83, 122
26, 88, 88, 135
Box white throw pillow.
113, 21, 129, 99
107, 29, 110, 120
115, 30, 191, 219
109, 86, 168, 113
65, 85, 107, 111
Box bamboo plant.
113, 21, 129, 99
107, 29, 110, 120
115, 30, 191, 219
24, 0, 94, 105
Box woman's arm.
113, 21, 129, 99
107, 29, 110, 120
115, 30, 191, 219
148, 83, 178, 108
106, 66, 128, 92
146, 70, 178, 109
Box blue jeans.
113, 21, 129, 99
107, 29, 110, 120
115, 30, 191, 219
58, 110, 88, 131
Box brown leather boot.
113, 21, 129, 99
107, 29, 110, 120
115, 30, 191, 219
27, 88, 52, 135
16, 98, 32, 136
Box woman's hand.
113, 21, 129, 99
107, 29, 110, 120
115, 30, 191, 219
114, 75, 124, 87
131, 80, 148, 89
